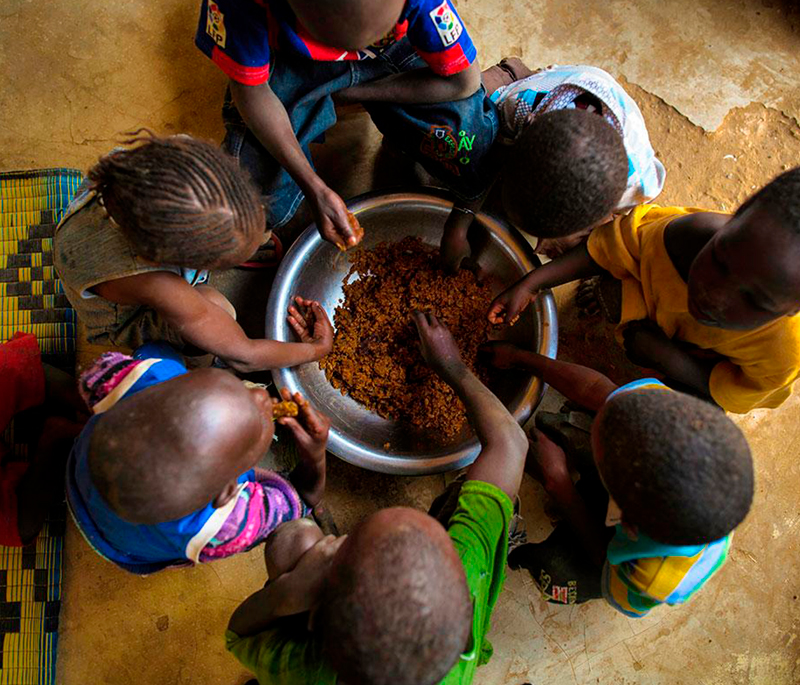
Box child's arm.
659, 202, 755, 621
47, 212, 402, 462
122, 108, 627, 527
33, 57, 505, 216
412, 312, 528, 500
440, 196, 485, 274
276, 389, 330, 509
229, 81, 360, 250
95, 273, 332, 373
228, 534, 345, 637
479, 342, 618, 413
622, 322, 715, 401
336, 61, 481, 105
487, 243, 605, 325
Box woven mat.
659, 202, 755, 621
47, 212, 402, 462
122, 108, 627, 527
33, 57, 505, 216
0, 169, 82, 685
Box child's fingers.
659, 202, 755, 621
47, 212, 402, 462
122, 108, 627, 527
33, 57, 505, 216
287, 316, 309, 339
487, 304, 505, 324
277, 416, 309, 443
279, 387, 293, 402
291, 391, 327, 435
411, 310, 429, 333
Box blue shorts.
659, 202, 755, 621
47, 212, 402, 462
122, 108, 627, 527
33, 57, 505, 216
221, 38, 498, 229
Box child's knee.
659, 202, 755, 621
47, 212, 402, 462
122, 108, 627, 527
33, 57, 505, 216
264, 518, 324, 578
196, 285, 237, 321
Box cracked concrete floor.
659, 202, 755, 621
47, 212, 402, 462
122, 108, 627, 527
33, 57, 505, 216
3, 0, 800, 683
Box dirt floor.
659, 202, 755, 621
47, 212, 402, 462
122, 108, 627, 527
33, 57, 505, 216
3, 0, 800, 683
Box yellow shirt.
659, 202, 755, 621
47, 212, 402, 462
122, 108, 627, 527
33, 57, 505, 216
587, 205, 800, 413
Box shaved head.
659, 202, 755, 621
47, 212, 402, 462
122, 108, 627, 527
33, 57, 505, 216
317, 507, 472, 685
89, 369, 273, 524
289, 0, 405, 50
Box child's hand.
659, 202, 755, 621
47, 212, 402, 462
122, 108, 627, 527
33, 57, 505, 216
411, 311, 466, 380
477, 341, 521, 370
440, 225, 472, 275
287, 297, 334, 358
487, 281, 532, 326
277, 388, 330, 464
311, 186, 363, 250
283, 534, 347, 614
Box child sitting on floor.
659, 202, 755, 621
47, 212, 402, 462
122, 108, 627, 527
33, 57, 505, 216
196, 0, 495, 250
65, 349, 329, 574
54, 134, 332, 372
224, 312, 528, 685
479, 342, 753, 615
0, 333, 85, 547
488, 167, 800, 413
439, 60, 665, 271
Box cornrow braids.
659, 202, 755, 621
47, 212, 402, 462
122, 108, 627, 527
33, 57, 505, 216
88, 132, 266, 269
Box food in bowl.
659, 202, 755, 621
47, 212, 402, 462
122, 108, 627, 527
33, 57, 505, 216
320, 236, 493, 437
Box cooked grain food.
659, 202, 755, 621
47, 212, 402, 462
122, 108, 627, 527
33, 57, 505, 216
272, 400, 299, 419
320, 236, 493, 437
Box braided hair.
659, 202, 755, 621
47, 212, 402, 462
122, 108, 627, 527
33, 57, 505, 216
88, 132, 265, 269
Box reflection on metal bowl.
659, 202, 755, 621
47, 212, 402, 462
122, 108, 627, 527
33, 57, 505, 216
266, 190, 558, 475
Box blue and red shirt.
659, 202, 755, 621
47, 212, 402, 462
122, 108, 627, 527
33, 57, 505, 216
195, 0, 477, 85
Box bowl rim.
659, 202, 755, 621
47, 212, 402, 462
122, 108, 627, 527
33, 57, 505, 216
266, 187, 558, 475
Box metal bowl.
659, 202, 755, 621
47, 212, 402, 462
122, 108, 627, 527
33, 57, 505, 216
266, 189, 557, 475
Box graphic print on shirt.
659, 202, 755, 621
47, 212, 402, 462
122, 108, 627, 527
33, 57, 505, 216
420, 124, 461, 176
429, 1, 463, 46
206, 2, 227, 47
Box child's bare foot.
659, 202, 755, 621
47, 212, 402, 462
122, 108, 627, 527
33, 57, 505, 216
575, 275, 622, 323
477, 341, 522, 369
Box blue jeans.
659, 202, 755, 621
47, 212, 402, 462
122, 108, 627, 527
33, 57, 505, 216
222, 38, 498, 228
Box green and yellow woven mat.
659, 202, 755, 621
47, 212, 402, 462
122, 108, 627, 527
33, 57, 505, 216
0, 168, 82, 685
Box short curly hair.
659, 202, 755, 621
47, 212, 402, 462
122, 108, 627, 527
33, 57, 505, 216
88, 133, 265, 269
736, 165, 800, 232
595, 388, 753, 545
317, 510, 472, 685
502, 108, 628, 238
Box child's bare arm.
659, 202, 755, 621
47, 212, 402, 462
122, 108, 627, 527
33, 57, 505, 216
229, 81, 360, 250
276, 389, 330, 509
623, 323, 715, 401
229, 534, 345, 637
488, 243, 604, 325
412, 312, 528, 500
95, 272, 332, 373
440, 195, 485, 274
480, 342, 618, 413
336, 61, 481, 105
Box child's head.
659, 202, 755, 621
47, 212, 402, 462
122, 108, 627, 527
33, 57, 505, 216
88, 369, 275, 524
316, 507, 472, 685
501, 109, 628, 239
592, 388, 753, 545
289, 0, 405, 50
688, 166, 800, 330
88, 134, 265, 270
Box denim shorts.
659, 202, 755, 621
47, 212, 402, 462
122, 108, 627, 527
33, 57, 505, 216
222, 38, 499, 228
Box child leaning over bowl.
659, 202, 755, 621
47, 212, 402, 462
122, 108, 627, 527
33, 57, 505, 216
223, 312, 528, 685
479, 342, 753, 616
488, 167, 800, 414
438, 59, 665, 272
54, 133, 332, 372
66, 346, 329, 574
